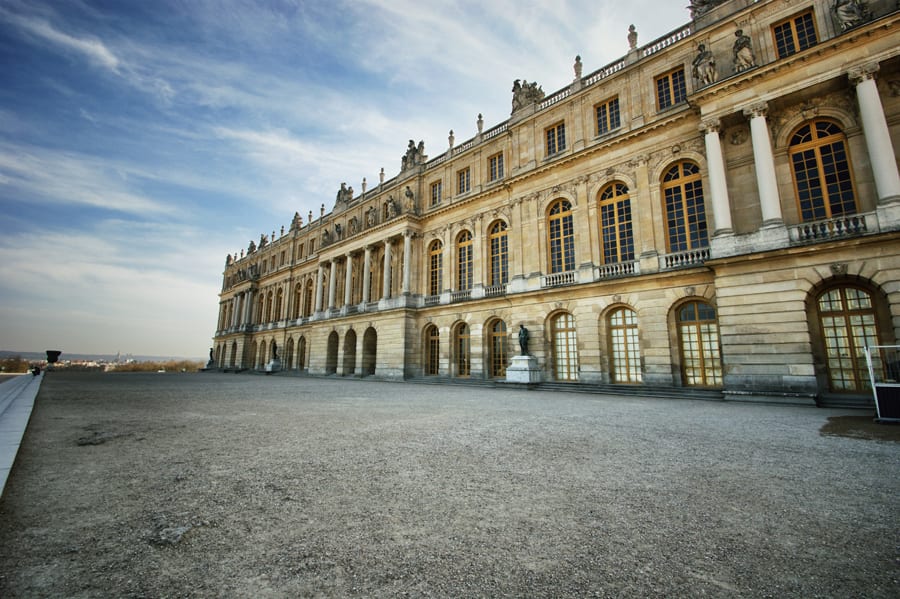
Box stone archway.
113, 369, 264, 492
326, 331, 339, 375
362, 327, 377, 376
343, 329, 357, 376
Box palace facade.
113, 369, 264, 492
213, 0, 900, 407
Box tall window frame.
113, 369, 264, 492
596, 96, 621, 136
598, 182, 634, 264
489, 152, 504, 181
488, 319, 508, 378
457, 167, 471, 195
303, 279, 314, 318
428, 240, 443, 296
662, 161, 708, 253
430, 180, 442, 207
547, 199, 576, 274
455, 323, 471, 378
677, 301, 723, 387
816, 286, 881, 393
456, 230, 473, 291
655, 67, 687, 111
424, 324, 440, 376
608, 307, 642, 383
772, 10, 817, 59
789, 119, 857, 222
546, 122, 566, 156
552, 312, 579, 381
488, 220, 508, 286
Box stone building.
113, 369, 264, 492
212, 0, 900, 407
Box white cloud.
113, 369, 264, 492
0, 222, 227, 357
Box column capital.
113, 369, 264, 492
742, 101, 768, 119
848, 62, 879, 85
699, 117, 722, 134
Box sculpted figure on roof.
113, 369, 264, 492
511, 79, 545, 113
688, 0, 727, 19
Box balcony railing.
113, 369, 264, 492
597, 260, 638, 279
541, 271, 576, 288
789, 212, 872, 243
424, 294, 441, 307
660, 247, 710, 270
484, 283, 507, 298
451, 289, 471, 303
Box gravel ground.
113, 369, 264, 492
0, 371, 898, 598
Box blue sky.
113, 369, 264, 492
0, 0, 688, 359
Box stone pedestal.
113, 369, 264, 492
265, 359, 282, 373
506, 355, 541, 384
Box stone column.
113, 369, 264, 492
314, 264, 324, 312
402, 232, 412, 294
701, 118, 733, 235
328, 260, 337, 309
850, 64, 900, 204
743, 102, 783, 225
362, 246, 372, 304
344, 253, 353, 306
382, 238, 393, 300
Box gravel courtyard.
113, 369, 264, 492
0, 371, 898, 597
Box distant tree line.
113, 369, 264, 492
0, 356, 29, 373
112, 360, 205, 373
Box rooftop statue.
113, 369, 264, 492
511, 79, 545, 113
401, 140, 427, 171
688, 0, 727, 19
335, 182, 354, 206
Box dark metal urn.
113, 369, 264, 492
46, 350, 62, 365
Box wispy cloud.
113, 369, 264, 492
2, 9, 120, 71
0, 141, 175, 215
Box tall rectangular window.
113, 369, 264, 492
489, 152, 504, 181
546, 122, 566, 156
773, 10, 817, 58
457, 167, 471, 195
655, 68, 687, 110
596, 97, 621, 136
430, 180, 442, 206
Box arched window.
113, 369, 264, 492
297, 336, 307, 369
608, 307, 642, 383
303, 280, 314, 318
274, 288, 283, 321
677, 301, 722, 387
428, 240, 443, 296
551, 312, 579, 381
547, 199, 575, 274
598, 183, 634, 264
662, 161, 708, 252
255, 295, 264, 324
292, 283, 302, 319
424, 324, 440, 376
265, 290, 273, 322
455, 323, 471, 377
789, 119, 857, 221
488, 221, 508, 286
488, 319, 508, 378
457, 231, 473, 291
817, 286, 881, 392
